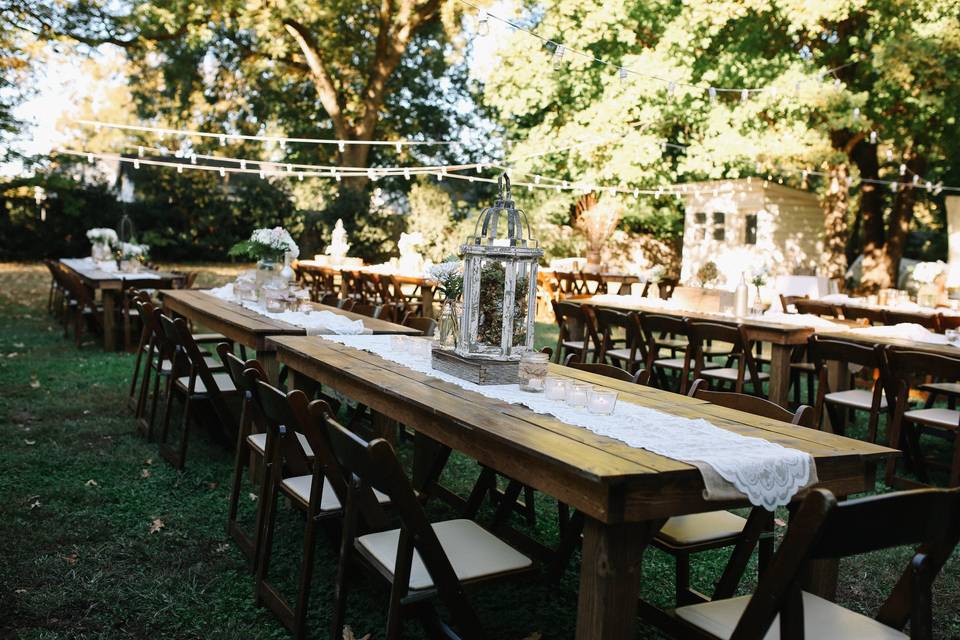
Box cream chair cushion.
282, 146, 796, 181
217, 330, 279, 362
357, 519, 532, 591
920, 381, 960, 396
825, 389, 886, 410
654, 357, 688, 369
162, 356, 224, 373
675, 591, 907, 640
175, 372, 236, 394
702, 367, 770, 382
606, 348, 638, 361
904, 407, 960, 429
280, 474, 389, 510
246, 432, 314, 458
657, 511, 747, 547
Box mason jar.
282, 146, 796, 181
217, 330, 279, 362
518, 351, 549, 392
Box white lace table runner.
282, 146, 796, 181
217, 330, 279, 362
62, 257, 163, 280
848, 323, 957, 346
208, 284, 368, 335
322, 334, 817, 510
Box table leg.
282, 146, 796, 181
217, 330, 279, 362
421, 285, 434, 318
768, 343, 793, 408
103, 289, 117, 351
575, 517, 663, 640
823, 360, 849, 434
257, 350, 280, 385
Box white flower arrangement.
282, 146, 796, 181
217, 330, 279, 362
230, 226, 300, 260
428, 258, 464, 301
750, 265, 770, 288
86, 228, 118, 245
118, 242, 149, 260
911, 260, 947, 285
644, 265, 665, 283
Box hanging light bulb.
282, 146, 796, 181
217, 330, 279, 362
240, 160, 246, 170
870, 130, 877, 144
338, 142, 345, 152
437, 171, 444, 181
912, 175, 920, 186
334, 172, 341, 182
475, 163, 483, 173
298, 173, 304, 181
708, 86, 717, 103
891, 181, 898, 192
925, 181, 933, 191
534, 175, 541, 184
286, 163, 293, 173
833, 77, 842, 89
219, 134, 227, 146
886, 149, 894, 161
133, 160, 140, 170
190, 154, 197, 165
740, 89, 749, 103
177, 164, 183, 174
395, 142, 402, 153
618, 67, 628, 83
219, 167, 225, 177
137, 146, 144, 158
899, 163, 907, 176
632, 188, 639, 198
259, 169, 265, 179
86, 153, 94, 163
934, 182, 943, 195
403, 168, 411, 180
852, 107, 861, 120
552, 44, 566, 68
477, 9, 489, 37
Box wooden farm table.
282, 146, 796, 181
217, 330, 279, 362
580, 296, 820, 408
160, 290, 419, 381
268, 335, 896, 639
59, 258, 181, 351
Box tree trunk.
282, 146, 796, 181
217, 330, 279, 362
849, 137, 889, 292
821, 164, 850, 280
884, 155, 926, 286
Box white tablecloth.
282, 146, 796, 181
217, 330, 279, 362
62, 257, 163, 280
322, 334, 817, 511
209, 284, 367, 335
848, 323, 957, 346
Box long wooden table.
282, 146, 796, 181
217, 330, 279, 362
60, 258, 181, 351
161, 290, 419, 380
269, 335, 896, 639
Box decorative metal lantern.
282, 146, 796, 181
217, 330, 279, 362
457, 173, 543, 360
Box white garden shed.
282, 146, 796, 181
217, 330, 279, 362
678, 179, 824, 285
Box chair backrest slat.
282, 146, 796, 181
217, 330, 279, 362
688, 379, 814, 427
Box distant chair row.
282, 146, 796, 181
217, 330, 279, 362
296, 264, 430, 320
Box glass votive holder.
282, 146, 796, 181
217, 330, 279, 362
518, 351, 549, 392
947, 329, 959, 345
390, 335, 409, 352
587, 387, 618, 415
544, 377, 568, 400
264, 293, 286, 313
566, 381, 591, 407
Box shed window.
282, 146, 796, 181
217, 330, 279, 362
712, 212, 726, 241
693, 212, 706, 241
744, 213, 758, 245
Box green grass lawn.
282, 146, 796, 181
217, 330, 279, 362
1, 262, 958, 639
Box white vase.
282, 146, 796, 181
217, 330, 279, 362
280, 253, 296, 282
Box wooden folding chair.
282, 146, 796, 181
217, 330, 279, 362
885, 310, 942, 332
668, 486, 960, 640
841, 304, 886, 325
550, 300, 601, 364
352, 302, 380, 318
808, 335, 889, 441
404, 315, 437, 337
157, 316, 239, 469
327, 421, 534, 640
794, 299, 842, 318
641, 314, 696, 393
251, 380, 386, 640
687, 321, 767, 396
563, 353, 650, 385
594, 307, 646, 373
885, 347, 960, 488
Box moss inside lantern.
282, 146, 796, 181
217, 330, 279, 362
476, 262, 530, 347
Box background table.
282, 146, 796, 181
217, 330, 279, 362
160, 290, 420, 380
269, 335, 896, 639
60, 258, 181, 351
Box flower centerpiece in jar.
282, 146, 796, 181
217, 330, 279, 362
229, 227, 300, 291
749, 265, 769, 315
644, 265, 665, 299
428, 257, 464, 350
116, 242, 149, 272
86, 228, 118, 262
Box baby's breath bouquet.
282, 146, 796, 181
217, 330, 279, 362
229, 227, 300, 262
